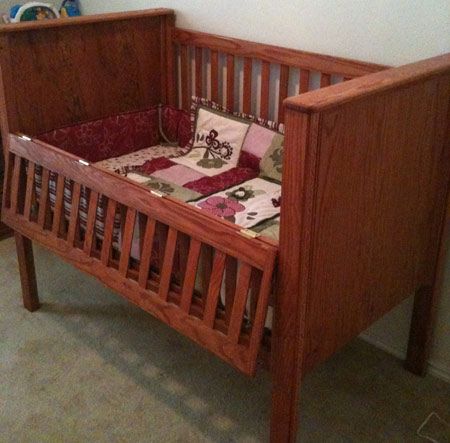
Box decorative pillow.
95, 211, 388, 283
173, 103, 250, 176
259, 132, 284, 182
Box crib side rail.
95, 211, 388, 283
2, 134, 277, 376
170, 28, 388, 123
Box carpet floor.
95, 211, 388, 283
0, 237, 449, 442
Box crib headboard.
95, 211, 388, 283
170, 28, 387, 123
0, 9, 175, 139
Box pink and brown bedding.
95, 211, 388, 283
33, 97, 284, 247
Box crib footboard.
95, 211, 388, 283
2, 133, 277, 376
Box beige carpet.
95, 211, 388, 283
1, 237, 449, 442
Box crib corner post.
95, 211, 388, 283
14, 232, 40, 312
269, 107, 316, 443
270, 322, 305, 443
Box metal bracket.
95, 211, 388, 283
240, 228, 260, 239
150, 190, 165, 198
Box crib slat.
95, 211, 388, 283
278, 65, 289, 123
249, 267, 275, 351
37, 168, 50, 227
249, 269, 262, 321
10, 155, 23, 214
320, 72, 331, 88
177, 233, 190, 281
51, 174, 66, 235
260, 61, 270, 120
3, 153, 14, 209
158, 226, 178, 301
226, 54, 235, 110
299, 69, 310, 93
201, 244, 213, 297
23, 161, 36, 220
138, 217, 156, 288
203, 251, 226, 327
100, 198, 117, 265
83, 190, 99, 255
179, 238, 201, 312
228, 263, 252, 343
180, 45, 190, 110
67, 182, 81, 245
195, 47, 203, 97
225, 255, 237, 322
243, 57, 252, 114
119, 208, 136, 276
211, 50, 219, 103
157, 223, 168, 273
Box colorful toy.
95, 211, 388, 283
60, 0, 80, 17
10, 2, 60, 22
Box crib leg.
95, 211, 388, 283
270, 354, 303, 442
15, 232, 40, 312
405, 285, 437, 376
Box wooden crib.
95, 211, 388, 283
1, 9, 449, 442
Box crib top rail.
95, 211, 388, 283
171, 27, 388, 123
173, 28, 387, 79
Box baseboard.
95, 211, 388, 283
360, 333, 450, 384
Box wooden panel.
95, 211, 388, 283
173, 28, 387, 79
0, 10, 173, 135
302, 71, 450, 370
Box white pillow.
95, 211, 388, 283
173, 107, 250, 176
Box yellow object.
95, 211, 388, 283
60, 7, 68, 18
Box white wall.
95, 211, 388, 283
80, 0, 450, 66
80, 0, 450, 381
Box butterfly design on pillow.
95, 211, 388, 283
195, 129, 234, 169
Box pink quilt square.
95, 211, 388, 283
241, 123, 276, 158
152, 164, 206, 186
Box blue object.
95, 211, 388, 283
10, 4, 21, 19
61, 0, 80, 16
